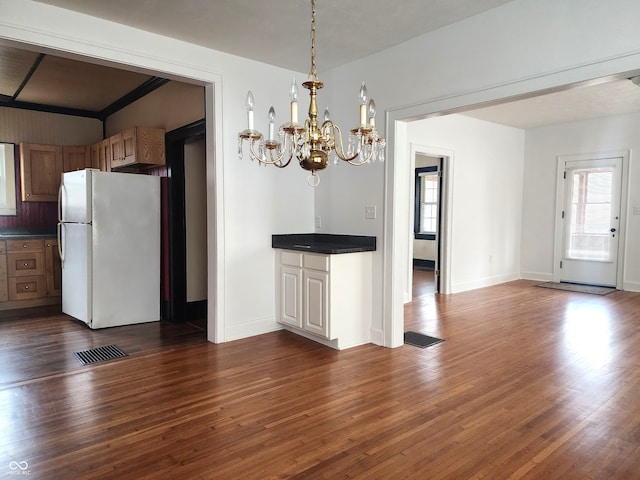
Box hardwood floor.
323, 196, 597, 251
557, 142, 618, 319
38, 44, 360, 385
1, 275, 640, 479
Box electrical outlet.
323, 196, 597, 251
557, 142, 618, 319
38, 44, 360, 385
634, 207, 640, 216
315, 216, 321, 228
365, 205, 376, 219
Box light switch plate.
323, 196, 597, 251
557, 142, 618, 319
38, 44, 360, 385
634, 207, 640, 216
365, 205, 376, 219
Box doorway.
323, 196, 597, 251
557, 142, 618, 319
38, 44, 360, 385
165, 119, 207, 325
412, 154, 444, 294
554, 152, 627, 288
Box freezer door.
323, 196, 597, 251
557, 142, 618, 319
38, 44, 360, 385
60, 169, 93, 224
61, 222, 92, 325
91, 172, 160, 328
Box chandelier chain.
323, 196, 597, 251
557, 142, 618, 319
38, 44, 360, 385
310, 0, 317, 81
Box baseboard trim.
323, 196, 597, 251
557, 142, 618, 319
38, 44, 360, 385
224, 316, 282, 342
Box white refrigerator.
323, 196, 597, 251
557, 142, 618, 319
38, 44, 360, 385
57, 169, 161, 329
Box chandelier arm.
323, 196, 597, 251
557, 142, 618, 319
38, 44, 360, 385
248, 139, 286, 166
326, 123, 360, 162
347, 149, 376, 166
273, 152, 294, 169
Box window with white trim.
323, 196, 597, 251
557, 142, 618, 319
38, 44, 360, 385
414, 166, 438, 239
0, 143, 17, 216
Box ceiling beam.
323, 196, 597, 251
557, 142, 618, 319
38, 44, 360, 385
12, 53, 45, 100
0, 99, 101, 119
98, 77, 170, 121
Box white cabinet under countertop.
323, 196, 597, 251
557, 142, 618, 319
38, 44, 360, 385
275, 249, 373, 350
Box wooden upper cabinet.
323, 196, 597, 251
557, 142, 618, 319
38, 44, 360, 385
63, 145, 90, 172
90, 142, 100, 170
91, 139, 111, 172
100, 139, 111, 172
110, 127, 165, 170
110, 132, 123, 168
19, 143, 63, 202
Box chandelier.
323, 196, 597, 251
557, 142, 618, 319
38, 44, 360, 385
237, 0, 385, 187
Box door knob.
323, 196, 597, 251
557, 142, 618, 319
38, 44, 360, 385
610, 228, 617, 233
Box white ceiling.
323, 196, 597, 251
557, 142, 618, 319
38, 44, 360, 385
34, 0, 516, 72
17, 0, 640, 128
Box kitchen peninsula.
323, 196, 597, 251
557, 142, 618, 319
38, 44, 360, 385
273, 234, 375, 350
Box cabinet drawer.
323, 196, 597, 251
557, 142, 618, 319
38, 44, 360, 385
303, 254, 329, 272
0, 240, 5, 254
6, 239, 44, 253
8, 275, 45, 301
281, 251, 303, 267
8, 252, 45, 277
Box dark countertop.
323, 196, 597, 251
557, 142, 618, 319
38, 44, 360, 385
272, 233, 376, 254
0, 227, 57, 240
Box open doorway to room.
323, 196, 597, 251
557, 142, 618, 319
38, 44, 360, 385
165, 119, 208, 330
411, 154, 443, 295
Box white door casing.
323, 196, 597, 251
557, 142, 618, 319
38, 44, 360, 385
553, 152, 629, 288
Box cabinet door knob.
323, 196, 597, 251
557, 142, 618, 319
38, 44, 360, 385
25, 286, 29, 290
23, 244, 27, 248
24, 263, 28, 266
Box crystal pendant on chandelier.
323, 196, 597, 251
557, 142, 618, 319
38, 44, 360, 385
237, 0, 386, 186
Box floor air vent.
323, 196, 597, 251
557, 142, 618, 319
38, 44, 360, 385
73, 345, 128, 365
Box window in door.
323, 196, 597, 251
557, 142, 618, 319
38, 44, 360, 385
565, 167, 613, 261
414, 166, 438, 240
0, 143, 17, 216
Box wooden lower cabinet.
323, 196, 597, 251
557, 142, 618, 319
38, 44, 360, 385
0, 241, 7, 302
0, 238, 61, 311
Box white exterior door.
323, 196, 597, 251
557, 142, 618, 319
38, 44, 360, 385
559, 157, 622, 287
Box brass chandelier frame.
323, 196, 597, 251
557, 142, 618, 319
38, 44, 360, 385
238, 0, 385, 186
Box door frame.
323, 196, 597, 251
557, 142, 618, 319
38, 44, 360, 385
165, 118, 206, 322
553, 150, 629, 289
407, 143, 453, 300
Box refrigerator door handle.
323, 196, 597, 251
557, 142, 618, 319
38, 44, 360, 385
57, 181, 64, 223
57, 222, 65, 267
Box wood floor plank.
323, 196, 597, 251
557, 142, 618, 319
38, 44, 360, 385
2, 272, 640, 478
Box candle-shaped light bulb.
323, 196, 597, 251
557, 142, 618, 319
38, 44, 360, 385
359, 82, 368, 125
246, 90, 255, 130
290, 78, 299, 124
323, 107, 331, 123
268, 106, 276, 141
367, 98, 376, 127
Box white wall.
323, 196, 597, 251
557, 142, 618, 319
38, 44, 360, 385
0, 0, 313, 343
521, 111, 640, 292
408, 115, 525, 293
